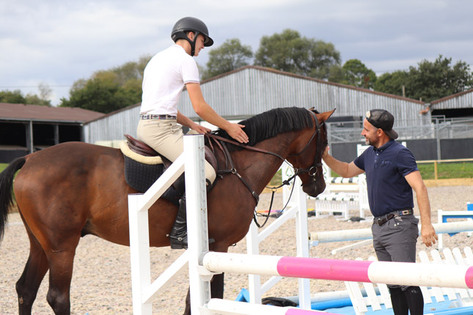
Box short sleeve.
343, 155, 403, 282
354, 150, 366, 171
181, 55, 200, 84
396, 148, 418, 176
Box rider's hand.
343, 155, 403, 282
190, 123, 211, 135
226, 123, 249, 144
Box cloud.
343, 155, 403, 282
1, 0, 472, 105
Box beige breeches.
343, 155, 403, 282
137, 119, 216, 184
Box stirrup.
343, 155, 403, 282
170, 234, 188, 249
169, 235, 216, 249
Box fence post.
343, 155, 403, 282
128, 193, 153, 315
185, 135, 212, 313
293, 176, 311, 309
435, 119, 442, 160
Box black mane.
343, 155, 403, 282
213, 107, 314, 149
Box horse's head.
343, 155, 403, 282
286, 108, 335, 197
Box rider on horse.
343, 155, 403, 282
137, 17, 249, 249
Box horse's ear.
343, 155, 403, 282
314, 108, 336, 123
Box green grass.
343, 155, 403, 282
287, 161, 473, 183
0, 163, 7, 173
417, 161, 473, 180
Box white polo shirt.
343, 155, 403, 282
140, 44, 200, 116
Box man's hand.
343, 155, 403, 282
421, 224, 438, 247
322, 146, 330, 160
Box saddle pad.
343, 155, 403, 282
123, 156, 181, 205
120, 141, 163, 165
123, 155, 163, 192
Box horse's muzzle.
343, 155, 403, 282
302, 180, 326, 197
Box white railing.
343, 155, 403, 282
128, 135, 209, 314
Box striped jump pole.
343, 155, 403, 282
203, 252, 473, 289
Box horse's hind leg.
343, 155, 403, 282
16, 229, 49, 315
183, 273, 225, 315
45, 250, 76, 315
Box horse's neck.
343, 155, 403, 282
229, 136, 292, 195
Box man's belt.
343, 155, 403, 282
373, 209, 414, 226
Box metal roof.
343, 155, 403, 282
0, 103, 105, 123
430, 88, 473, 110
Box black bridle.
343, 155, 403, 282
289, 110, 326, 182
206, 109, 326, 227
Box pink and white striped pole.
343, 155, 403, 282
203, 252, 473, 289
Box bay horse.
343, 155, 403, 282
0, 107, 334, 314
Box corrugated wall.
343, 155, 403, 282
430, 89, 473, 110
84, 105, 140, 145
84, 66, 430, 144
180, 67, 429, 127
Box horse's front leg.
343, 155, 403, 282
183, 273, 225, 315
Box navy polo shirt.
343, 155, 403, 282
354, 140, 418, 217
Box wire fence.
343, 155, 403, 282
327, 117, 473, 144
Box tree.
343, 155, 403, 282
0, 87, 51, 106
60, 56, 150, 113
374, 55, 473, 102
61, 71, 135, 113
374, 71, 409, 97
340, 59, 377, 89
202, 39, 253, 80
254, 29, 341, 80
407, 55, 473, 102
0, 90, 26, 104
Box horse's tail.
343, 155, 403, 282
0, 157, 26, 241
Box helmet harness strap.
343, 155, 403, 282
186, 31, 201, 57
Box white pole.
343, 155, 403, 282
293, 176, 311, 310
246, 221, 262, 304
128, 194, 153, 315
310, 221, 473, 243
185, 135, 212, 314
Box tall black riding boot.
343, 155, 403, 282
169, 196, 188, 249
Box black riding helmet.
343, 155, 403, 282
171, 17, 214, 56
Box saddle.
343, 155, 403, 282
123, 134, 217, 171
120, 134, 218, 198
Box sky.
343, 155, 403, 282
1, 0, 473, 105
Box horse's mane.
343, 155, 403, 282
213, 107, 314, 149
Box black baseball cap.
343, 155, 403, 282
365, 109, 398, 139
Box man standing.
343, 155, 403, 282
322, 109, 437, 315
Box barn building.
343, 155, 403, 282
83, 66, 430, 145
430, 89, 473, 119
2, 66, 473, 163
0, 103, 104, 162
